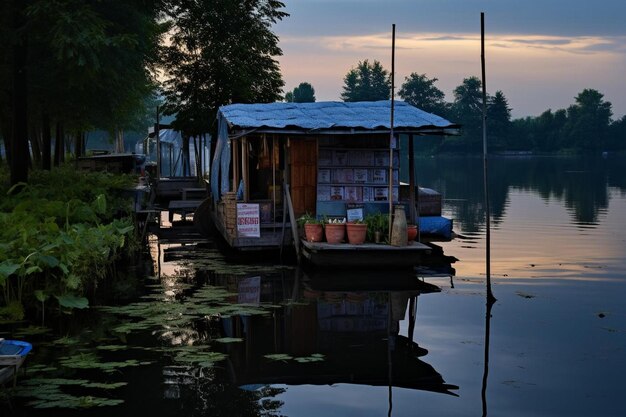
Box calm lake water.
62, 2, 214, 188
4, 155, 626, 416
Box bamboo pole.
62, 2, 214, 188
481, 12, 496, 303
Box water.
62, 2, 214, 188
4, 155, 626, 416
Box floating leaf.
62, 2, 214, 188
214, 337, 244, 344
264, 353, 293, 362
56, 295, 89, 309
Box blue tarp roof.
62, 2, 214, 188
218, 100, 458, 133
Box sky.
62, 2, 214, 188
273, 0, 626, 119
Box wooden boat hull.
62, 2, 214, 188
0, 339, 32, 385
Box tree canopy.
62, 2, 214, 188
398, 73, 446, 115
0, 0, 162, 184
285, 82, 316, 103
159, 0, 288, 137
341, 60, 390, 102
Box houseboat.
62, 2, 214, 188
207, 100, 458, 266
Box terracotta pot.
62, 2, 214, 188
324, 223, 345, 244
346, 223, 367, 245
407, 224, 418, 241
304, 223, 323, 242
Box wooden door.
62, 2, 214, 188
290, 139, 317, 216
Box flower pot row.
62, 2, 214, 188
304, 222, 418, 245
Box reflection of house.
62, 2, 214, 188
209, 101, 458, 251
216, 273, 458, 396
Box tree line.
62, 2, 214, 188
318, 59, 625, 154
2, 1, 624, 187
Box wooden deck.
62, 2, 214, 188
300, 240, 432, 268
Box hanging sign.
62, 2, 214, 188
237, 203, 260, 237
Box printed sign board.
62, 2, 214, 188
237, 203, 260, 238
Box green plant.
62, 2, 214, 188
296, 212, 321, 227
364, 212, 389, 242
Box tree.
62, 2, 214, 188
160, 0, 288, 137
398, 73, 446, 115
487, 90, 512, 149
447, 76, 483, 151
0, 0, 162, 184
341, 59, 390, 102
563, 89, 612, 151
291, 82, 316, 103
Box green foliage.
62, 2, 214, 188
0, 166, 137, 317
286, 82, 316, 103
160, 0, 288, 137
341, 59, 390, 102
296, 212, 321, 227
364, 212, 389, 242
398, 73, 446, 115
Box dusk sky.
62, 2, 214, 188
274, 0, 626, 118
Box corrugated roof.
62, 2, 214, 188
218, 100, 458, 133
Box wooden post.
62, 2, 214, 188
156, 106, 161, 178
242, 136, 249, 201
388, 23, 396, 241
408, 134, 416, 225
481, 12, 496, 303
232, 137, 240, 193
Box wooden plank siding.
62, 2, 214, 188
289, 138, 317, 217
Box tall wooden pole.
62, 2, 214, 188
388, 24, 396, 241
156, 105, 161, 178
481, 13, 496, 303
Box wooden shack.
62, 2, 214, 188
208, 100, 458, 252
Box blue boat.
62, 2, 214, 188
0, 339, 33, 385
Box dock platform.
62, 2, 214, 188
300, 240, 432, 268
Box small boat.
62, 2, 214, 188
0, 339, 33, 386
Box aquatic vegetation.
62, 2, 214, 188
59, 352, 152, 373
14, 378, 126, 409
264, 353, 326, 363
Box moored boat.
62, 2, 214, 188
0, 339, 33, 386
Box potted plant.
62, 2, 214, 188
297, 213, 324, 242
364, 212, 389, 243
324, 217, 346, 244
346, 220, 367, 245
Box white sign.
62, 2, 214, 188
238, 276, 261, 305
346, 207, 363, 222
237, 203, 260, 237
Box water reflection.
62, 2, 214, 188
194, 268, 459, 401
409, 156, 626, 231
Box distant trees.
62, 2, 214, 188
510, 89, 619, 153
159, 0, 287, 137
341, 60, 390, 102
285, 82, 316, 102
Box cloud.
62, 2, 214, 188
278, 30, 626, 118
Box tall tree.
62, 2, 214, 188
0, 0, 162, 184
448, 76, 483, 150
563, 89, 612, 151
398, 73, 446, 115
341, 59, 390, 102
160, 0, 287, 137
487, 90, 512, 149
